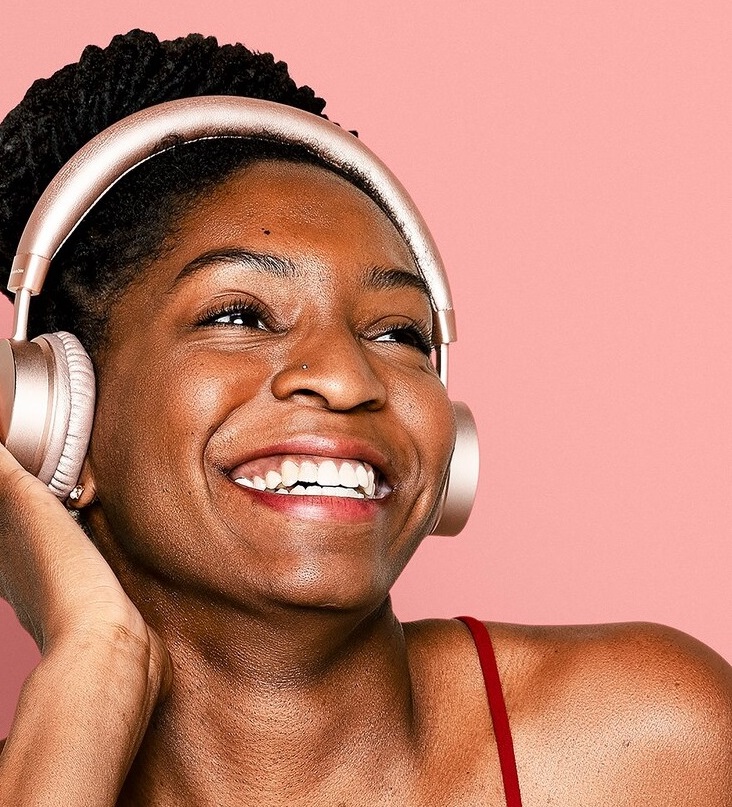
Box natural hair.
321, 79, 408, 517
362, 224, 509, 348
0, 30, 330, 356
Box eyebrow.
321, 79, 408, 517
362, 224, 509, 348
363, 265, 432, 301
172, 248, 303, 286
171, 248, 432, 303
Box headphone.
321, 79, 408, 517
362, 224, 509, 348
0, 96, 479, 535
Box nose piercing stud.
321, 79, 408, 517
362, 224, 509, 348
301, 364, 308, 370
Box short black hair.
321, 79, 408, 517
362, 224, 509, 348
0, 30, 330, 355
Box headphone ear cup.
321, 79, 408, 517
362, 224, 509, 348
431, 401, 479, 536
0, 330, 95, 498
37, 332, 95, 498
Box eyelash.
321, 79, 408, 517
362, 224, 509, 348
373, 320, 433, 356
197, 297, 273, 330
197, 300, 433, 355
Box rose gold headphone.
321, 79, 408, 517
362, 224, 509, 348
0, 96, 479, 535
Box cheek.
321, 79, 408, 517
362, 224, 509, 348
90, 347, 264, 495
86, 347, 276, 580
394, 369, 456, 481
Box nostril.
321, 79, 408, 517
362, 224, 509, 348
270, 351, 387, 412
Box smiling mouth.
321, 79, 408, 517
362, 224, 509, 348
229, 455, 385, 499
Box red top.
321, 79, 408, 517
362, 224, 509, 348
456, 616, 523, 807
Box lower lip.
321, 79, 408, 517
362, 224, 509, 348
229, 483, 384, 522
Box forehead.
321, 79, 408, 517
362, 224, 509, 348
167, 159, 421, 279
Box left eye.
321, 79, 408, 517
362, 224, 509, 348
212, 310, 266, 328
198, 299, 271, 330
373, 327, 432, 355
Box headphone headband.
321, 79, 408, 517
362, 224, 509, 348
8, 96, 457, 347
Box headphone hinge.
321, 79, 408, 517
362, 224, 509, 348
8, 253, 51, 295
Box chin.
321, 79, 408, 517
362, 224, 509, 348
262, 554, 396, 614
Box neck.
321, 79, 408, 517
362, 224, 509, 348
115, 572, 419, 806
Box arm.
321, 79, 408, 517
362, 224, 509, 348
0, 444, 170, 806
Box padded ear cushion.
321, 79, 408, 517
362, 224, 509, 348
35, 332, 95, 498
432, 401, 480, 536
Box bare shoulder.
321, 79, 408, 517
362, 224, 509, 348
490, 619, 732, 708
496, 620, 732, 805
405, 619, 732, 805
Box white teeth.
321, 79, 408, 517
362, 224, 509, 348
338, 462, 358, 488
355, 464, 369, 489
366, 468, 375, 497
281, 459, 299, 487
234, 477, 367, 498
299, 485, 365, 498
265, 470, 282, 490
299, 461, 318, 483
233, 457, 378, 498
317, 460, 340, 487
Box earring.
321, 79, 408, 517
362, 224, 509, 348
66, 481, 97, 509
68, 484, 84, 502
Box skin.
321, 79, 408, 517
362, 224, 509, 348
0, 160, 730, 806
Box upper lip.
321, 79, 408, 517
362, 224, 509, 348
219, 434, 396, 487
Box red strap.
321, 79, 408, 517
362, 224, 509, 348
456, 616, 523, 807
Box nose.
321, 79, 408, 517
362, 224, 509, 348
270, 328, 387, 412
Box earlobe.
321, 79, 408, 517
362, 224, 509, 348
66, 458, 98, 509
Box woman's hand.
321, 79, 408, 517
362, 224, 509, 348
0, 442, 147, 649
0, 443, 171, 806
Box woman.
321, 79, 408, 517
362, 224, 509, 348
0, 30, 729, 806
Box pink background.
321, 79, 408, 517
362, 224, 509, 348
1, 2, 731, 734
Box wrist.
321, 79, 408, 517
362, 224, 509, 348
44, 618, 171, 700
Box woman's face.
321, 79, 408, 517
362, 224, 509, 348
86, 160, 455, 614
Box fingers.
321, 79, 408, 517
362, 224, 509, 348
0, 441, 63, 526
0, 441, 99, 645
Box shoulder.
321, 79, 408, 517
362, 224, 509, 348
489, 618, 731, 701
499, 620, 732, 805
406, 619, 732, 805
505, 620, 732, 729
